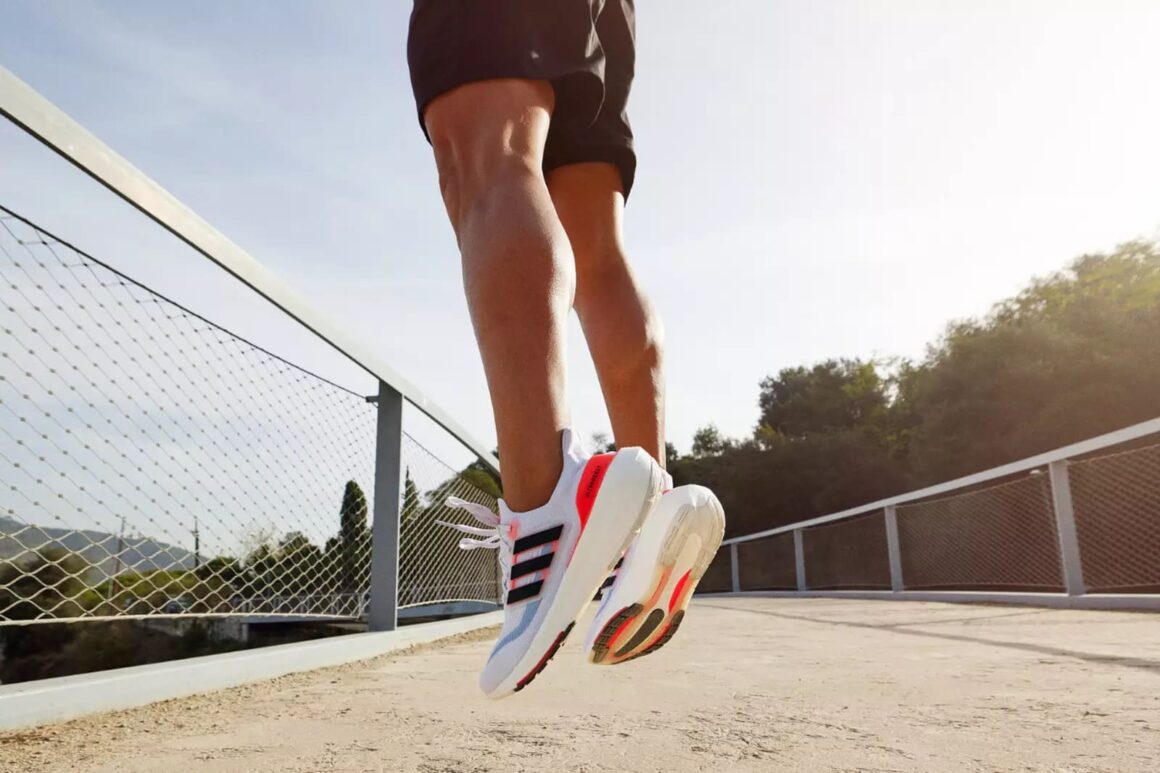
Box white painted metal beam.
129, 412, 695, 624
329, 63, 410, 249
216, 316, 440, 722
884, 505, 904, 593
1048, 460, 1086, 596
0, 64, 499, 472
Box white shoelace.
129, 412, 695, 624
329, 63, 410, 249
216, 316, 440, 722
438, 497, 513, 589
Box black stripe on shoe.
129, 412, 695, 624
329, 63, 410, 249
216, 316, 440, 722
513, 524, 564, 555
592, 573, 617, 602
510, 553, 553, 580
506, 580, 544, 605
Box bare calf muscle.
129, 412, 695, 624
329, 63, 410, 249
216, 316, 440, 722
549, 163, 666, 467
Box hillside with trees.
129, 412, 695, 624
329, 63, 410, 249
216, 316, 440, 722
669, 239, 1160, 538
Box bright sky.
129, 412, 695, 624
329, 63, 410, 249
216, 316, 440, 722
2, 0, 1159, 458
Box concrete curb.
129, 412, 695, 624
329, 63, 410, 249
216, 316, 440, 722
0, 611, 502, 731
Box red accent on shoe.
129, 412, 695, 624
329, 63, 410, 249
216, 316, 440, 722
668, 569, 693, 613
575, 453, 615, 532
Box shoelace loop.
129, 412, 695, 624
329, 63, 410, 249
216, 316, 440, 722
438, 496, 512, 589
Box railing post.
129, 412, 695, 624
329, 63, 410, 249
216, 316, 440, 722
368, 381, 404, 631
793, 529, 807, 591
1048, 460, 1086, 596
884, 505, 904, 592
729, 543, 740, 593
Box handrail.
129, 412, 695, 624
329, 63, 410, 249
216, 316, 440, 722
723, 416, 1160, 545
0, 64, 499, 472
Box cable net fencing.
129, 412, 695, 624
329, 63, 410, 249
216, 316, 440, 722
801, 510, 891, 590
738, 532, 796, 591
1070, 442, 1160, 593
896, 473, 1063, 591
722, 426, 1160, 599
0, 207, 498, 624
398, 434, 500, 608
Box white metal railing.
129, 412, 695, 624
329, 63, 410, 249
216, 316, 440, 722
715, 418, 1160, 609
0, 65, 502, 632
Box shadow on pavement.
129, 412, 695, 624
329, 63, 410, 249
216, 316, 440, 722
699, 601, 1160, 675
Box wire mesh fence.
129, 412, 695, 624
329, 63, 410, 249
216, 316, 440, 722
801, 510, 891, 590
1070, 442, 1160, 593
398, 433, 500, 608
738, 532, 796, 591
722, 426, 1160, 602
0, 206, 499, 625
896, 473, 1063, 591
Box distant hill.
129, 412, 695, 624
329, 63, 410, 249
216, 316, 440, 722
0, 516, 196, 582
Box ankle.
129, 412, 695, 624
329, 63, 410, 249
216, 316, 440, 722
498, 449, 565, 512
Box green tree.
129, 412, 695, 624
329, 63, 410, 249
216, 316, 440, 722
691, 424, 731, 457
463, 453, 502, 498
402, 470, 423, 520
676, 236, 1160, 544
277, 531, 325, 595
898, 240, 1160, 482
0, 548, 92, 621
591, 432, 617, 453
758, 358, 890, 440
338, 480, 370, 594
672, 429, 908, 538
0, 549, 95, 682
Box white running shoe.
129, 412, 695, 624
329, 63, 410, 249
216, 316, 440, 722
583, 484, 725, 665
441, 429, 663, 698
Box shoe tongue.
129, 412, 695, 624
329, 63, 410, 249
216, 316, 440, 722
497, 499, 518, 525
560, 427, 586, 468
662, 470, 674, 490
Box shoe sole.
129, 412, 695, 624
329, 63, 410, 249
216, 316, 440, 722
587, 490, 724, 665
492, 448, 663, 697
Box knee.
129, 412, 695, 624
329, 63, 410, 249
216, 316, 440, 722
431, 134, 541, 218
422, 81, 554, 221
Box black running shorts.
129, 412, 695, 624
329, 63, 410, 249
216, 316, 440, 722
407, 0, 638, 198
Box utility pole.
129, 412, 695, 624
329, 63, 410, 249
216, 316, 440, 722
193, 515, 201, 569
107, 514, 127, 611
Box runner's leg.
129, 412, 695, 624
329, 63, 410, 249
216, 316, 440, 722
548, 161, 665, 466
424, 79, 575, 510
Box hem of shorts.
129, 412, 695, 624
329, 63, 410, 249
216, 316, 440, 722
544, 144, 637, 201
414, 69, 604, 142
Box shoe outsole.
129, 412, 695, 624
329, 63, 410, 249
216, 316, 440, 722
621, 609, 684, 663
514, 622, 574, 693
589, 603, 642, 663
614, 607, 665, 657
587, 491, 724, 665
